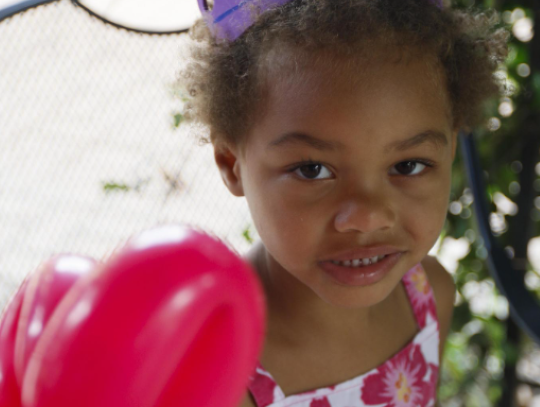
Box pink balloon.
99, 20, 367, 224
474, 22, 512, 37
22, 224, 266, 407
0, 255, 96, 407
0, 278, 28, 407
14, 255, 97, 387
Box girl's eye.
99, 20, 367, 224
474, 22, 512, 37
389, 160, 434, 176
288, 159, 435, 181
290, 162, 333, 180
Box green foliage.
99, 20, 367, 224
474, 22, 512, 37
438, 1, 540, 405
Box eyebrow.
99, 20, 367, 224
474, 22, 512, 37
267, 132, 345, 151
266, 130, 448, 152
385, 130, 448, 153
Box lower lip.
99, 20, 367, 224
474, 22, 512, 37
319, 252, 404, 287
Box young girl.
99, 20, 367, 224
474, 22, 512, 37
180, 0, 509, 405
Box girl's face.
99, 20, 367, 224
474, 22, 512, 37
218, 48, 458, 309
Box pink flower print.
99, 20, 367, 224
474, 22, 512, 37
310, 396, 332, 407
250, 368, 278, 407
302, 384, 336, 395
429, 363, 439, 387
423, 363, 439, 402
406, 266, 437, 328
361, 344, 430, 407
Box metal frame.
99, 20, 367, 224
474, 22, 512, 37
0, 0, 190, 34
460, 130, 540, 345
0, 0, 59, 22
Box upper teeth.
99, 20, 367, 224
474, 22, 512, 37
331, 255, 386, 267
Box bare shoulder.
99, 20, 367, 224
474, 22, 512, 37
421, 255, 456, 311
421, 255, 456, 356
237, 392, 257, 407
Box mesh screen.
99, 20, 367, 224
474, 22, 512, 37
0, 0, 257, 309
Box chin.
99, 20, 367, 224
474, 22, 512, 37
317, 283, 395, 309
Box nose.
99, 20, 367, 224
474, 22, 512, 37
334, 192, 396, 234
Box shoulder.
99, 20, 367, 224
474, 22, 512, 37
420, 255, 456, 358
237, 392, 257, 407
421, 255, 456, 312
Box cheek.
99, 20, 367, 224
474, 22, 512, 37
401, 175, 451, 244
247, 173, 317, 228
245, 182, 324, 265
406, 197, 447, 233
252, 196, 317, 248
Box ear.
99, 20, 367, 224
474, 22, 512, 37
214, 143, 245, 197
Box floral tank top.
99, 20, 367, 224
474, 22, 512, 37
248, 263, 440, 407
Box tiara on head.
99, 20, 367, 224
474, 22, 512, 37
197, 0, 290, 41
197, 0, 444, 42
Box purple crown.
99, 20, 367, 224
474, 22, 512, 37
197, 0, 444, 41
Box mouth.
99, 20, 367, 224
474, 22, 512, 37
329, 254, 388, 268
321, 245, 403, 263
318, 252, 404, 287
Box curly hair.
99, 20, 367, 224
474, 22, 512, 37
178, 0, 510, 151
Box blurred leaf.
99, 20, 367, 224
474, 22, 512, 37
488, 383, 503, 402
102, 182, 130, 192
451, 302, 473, 331
173, 112, 184, 128
483, 317, 505, 344
501, 341, 520, 365
243, 225, 254, 244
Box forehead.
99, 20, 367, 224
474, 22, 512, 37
248, 44, 452, 151
261, 43, 447, 103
